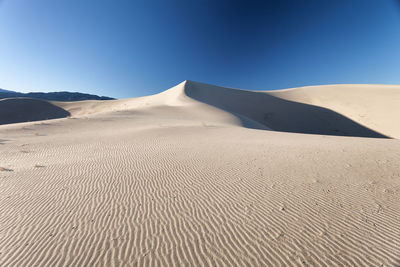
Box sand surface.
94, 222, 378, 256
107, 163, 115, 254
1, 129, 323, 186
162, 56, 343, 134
1, 81, 399, 266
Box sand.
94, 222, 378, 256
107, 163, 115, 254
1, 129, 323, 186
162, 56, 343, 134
0, 81, 399, 266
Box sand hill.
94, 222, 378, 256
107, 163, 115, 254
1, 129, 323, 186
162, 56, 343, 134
0, 81, 399, 266
0, 98, 70, 125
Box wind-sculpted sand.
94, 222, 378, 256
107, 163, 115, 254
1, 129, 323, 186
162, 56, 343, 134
1, 81, 399, 266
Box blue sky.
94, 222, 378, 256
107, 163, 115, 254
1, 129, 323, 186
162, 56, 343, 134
1, 0, 400, 99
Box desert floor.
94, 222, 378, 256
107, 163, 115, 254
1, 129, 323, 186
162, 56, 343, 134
1, 81, 399, 266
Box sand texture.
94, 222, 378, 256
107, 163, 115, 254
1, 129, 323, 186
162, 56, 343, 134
1, 81, 399, 266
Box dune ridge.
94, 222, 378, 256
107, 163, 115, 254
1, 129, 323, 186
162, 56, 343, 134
0, 81, 399, 266
1, 81, 398, 138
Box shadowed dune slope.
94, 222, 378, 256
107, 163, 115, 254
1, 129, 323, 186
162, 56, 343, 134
183, 81, 394, 138
0, 98, 70, 125
268, 84, 400, 139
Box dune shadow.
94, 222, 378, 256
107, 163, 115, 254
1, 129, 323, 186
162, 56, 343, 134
185, 81, 389, 138
0, 98, 70, 125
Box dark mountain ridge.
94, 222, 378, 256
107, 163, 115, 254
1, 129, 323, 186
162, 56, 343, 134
0, 88, 114, 101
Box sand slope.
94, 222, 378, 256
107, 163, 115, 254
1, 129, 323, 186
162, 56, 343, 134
0, 98, 70, 125
0, 81, 399, 266
269, 84, 400, 139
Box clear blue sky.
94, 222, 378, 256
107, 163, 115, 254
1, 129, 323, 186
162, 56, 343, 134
1, 0, 400, 99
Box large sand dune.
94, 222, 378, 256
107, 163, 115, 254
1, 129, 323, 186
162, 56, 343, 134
0, 81, 399, 266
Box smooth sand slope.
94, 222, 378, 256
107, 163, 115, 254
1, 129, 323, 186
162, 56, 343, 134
0, 81, 399, 266
0, 98, 70, 125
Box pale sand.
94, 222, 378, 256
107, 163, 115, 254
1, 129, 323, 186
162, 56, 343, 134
0, 81, 399, 266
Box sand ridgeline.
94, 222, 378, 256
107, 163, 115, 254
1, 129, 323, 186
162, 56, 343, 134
0, 81, 399, 266
2, 81, 399, 138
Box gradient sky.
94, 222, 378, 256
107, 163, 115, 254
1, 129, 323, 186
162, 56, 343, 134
1, 0, 400, 99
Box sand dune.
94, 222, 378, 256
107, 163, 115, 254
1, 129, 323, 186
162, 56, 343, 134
182, 81, 395, 138
0, 98, 70, 125
0, 81, 399, 266
2, 81, 398, 137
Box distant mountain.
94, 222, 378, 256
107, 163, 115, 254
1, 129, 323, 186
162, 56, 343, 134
0, 89, 114, 101
0, 88, 17, 94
